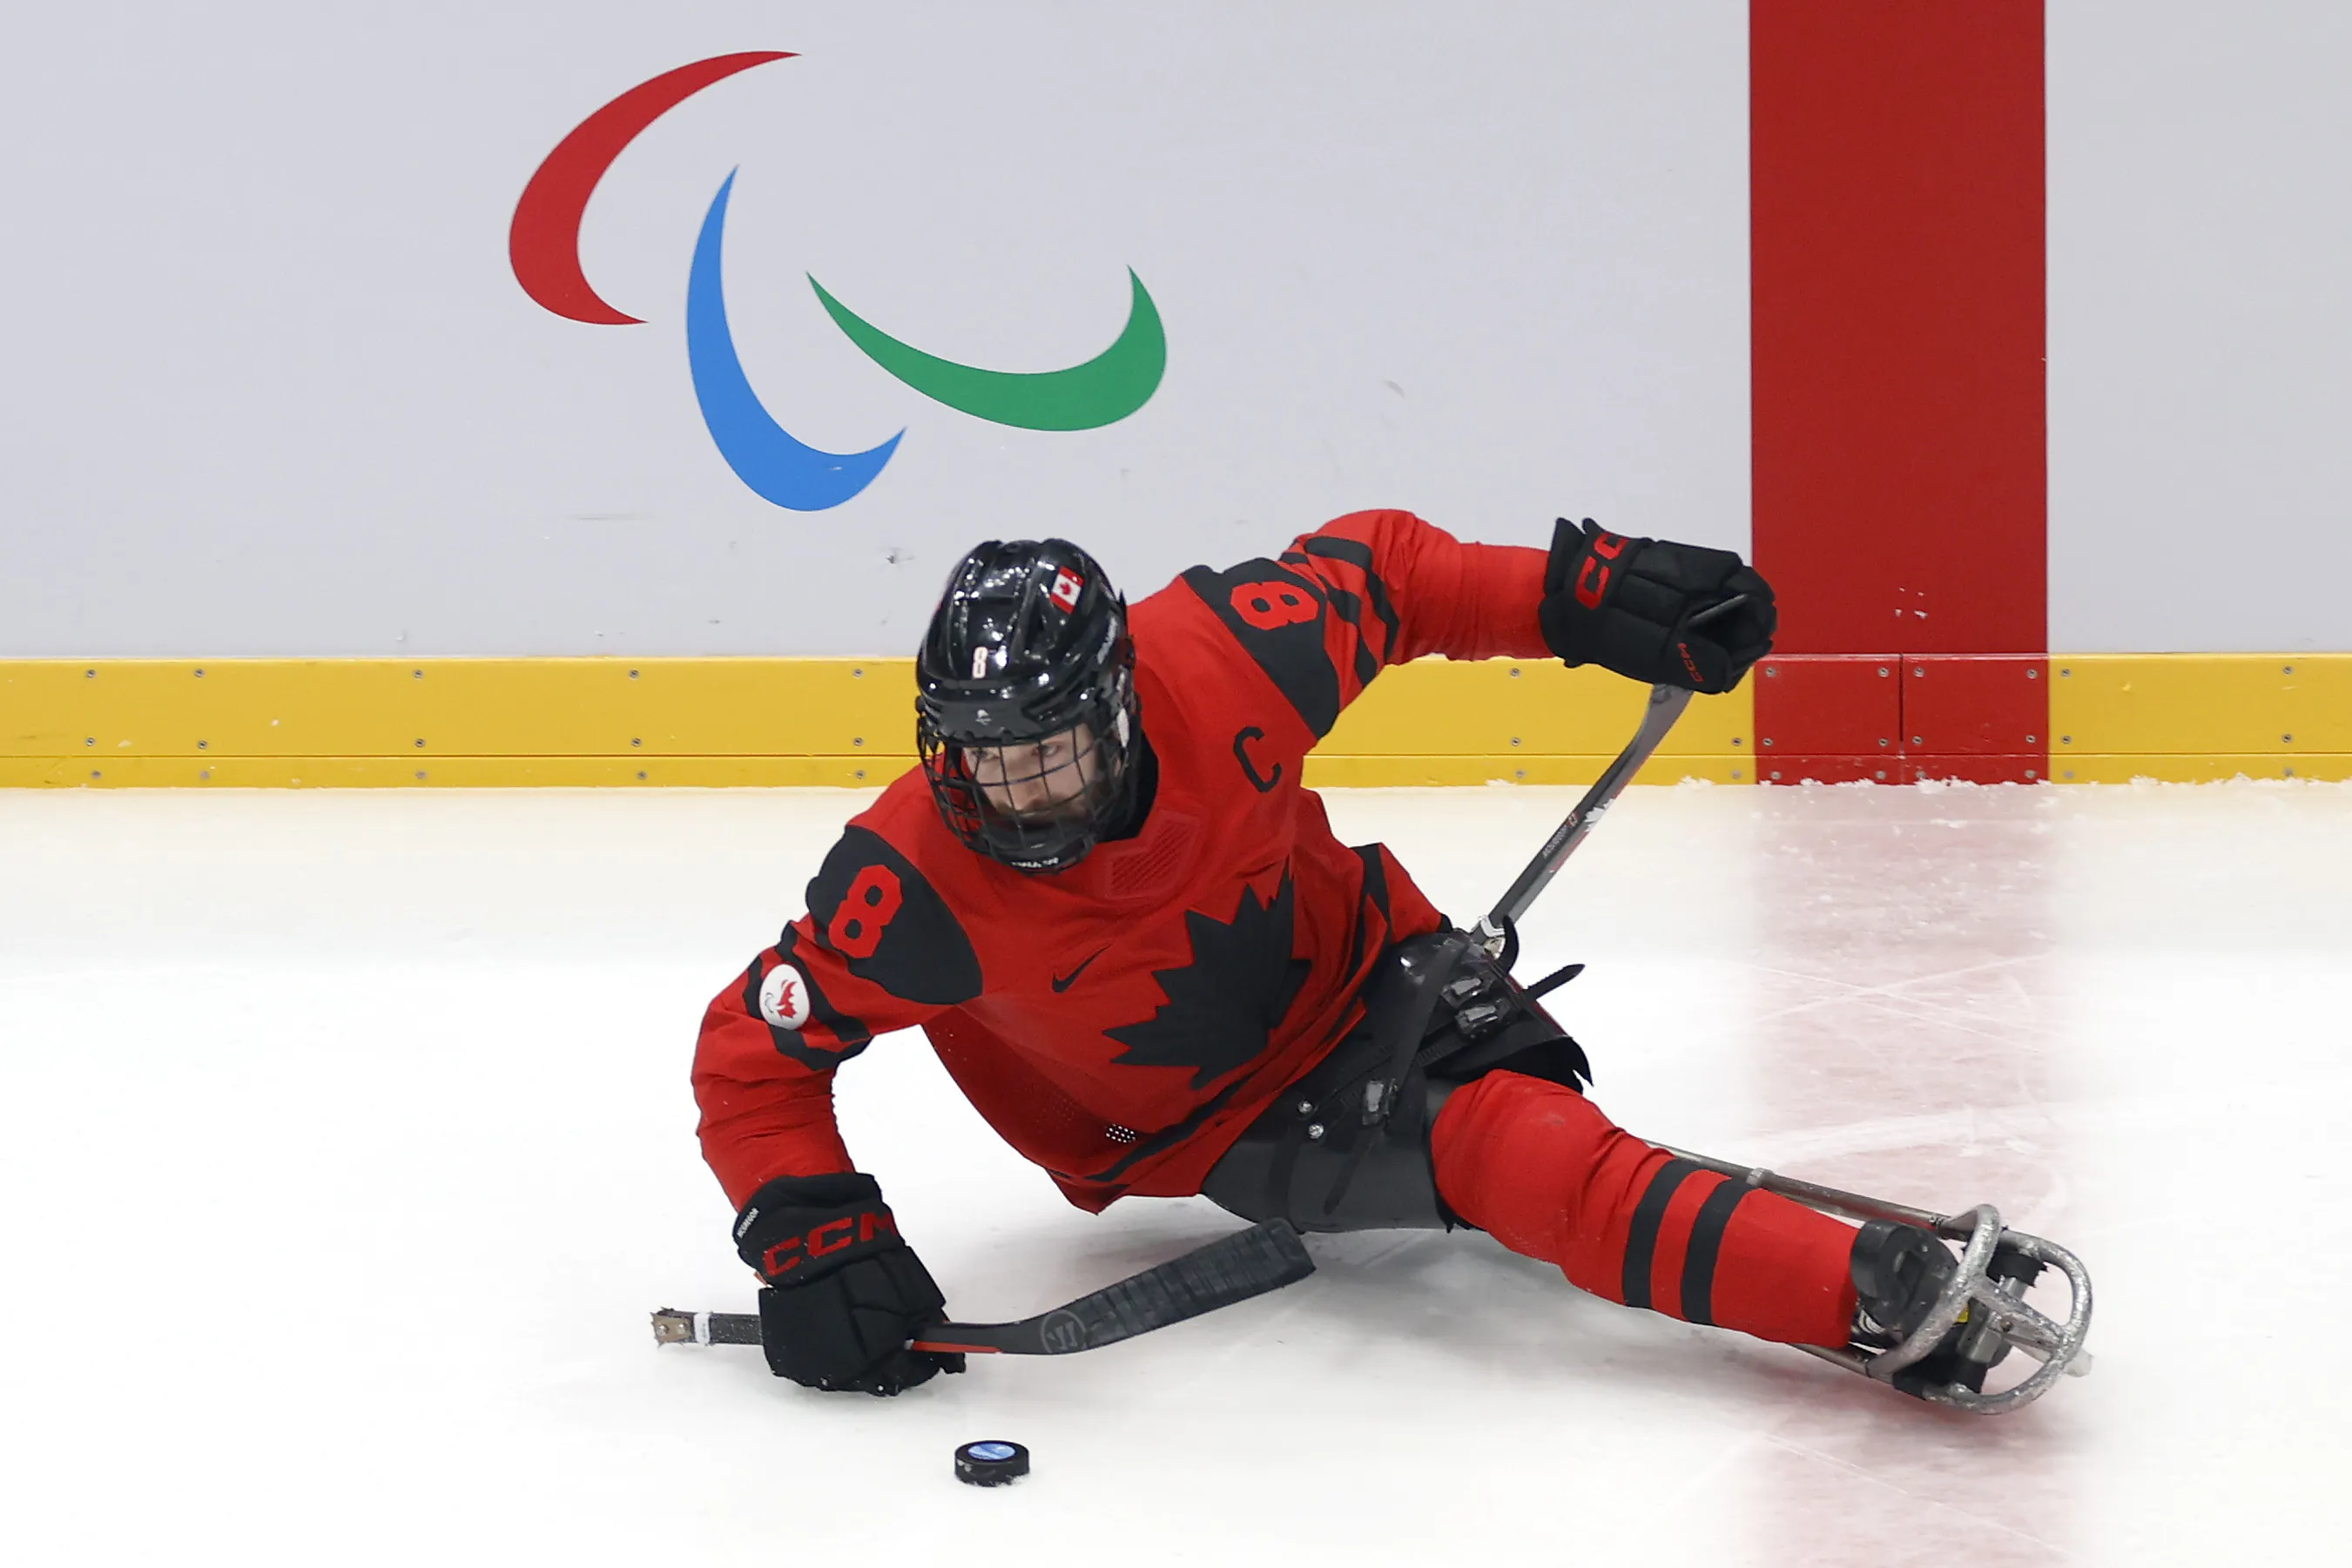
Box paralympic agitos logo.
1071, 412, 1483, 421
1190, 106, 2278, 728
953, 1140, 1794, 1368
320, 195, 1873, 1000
509, 52, 1166, 512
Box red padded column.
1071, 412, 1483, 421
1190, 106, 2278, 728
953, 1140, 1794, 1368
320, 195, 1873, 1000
1750, 0, 2046, 658
1751, 1, 2046, 784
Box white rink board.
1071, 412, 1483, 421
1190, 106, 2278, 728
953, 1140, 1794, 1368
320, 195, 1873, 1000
2046, 1, 2352, 654
8, 3, 2352, 660
0, 3, 1749, 657
3, 780, 2348, 1565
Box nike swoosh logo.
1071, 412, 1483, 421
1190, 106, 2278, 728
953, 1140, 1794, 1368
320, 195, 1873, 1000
1052, 947, 1109, 993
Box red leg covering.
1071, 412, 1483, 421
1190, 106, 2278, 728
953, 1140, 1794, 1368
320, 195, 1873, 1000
1431, 1070, 1859, 1347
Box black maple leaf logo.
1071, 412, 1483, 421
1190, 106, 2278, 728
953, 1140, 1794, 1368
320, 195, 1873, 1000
1105, 871, 1312, 1089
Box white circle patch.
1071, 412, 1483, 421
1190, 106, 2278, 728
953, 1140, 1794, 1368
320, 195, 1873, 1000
758, 964, 813, 1031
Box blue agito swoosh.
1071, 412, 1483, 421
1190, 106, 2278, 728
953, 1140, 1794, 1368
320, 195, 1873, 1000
686, 171, 902, 511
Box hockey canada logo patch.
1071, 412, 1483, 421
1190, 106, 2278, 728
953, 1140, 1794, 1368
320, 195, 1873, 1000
758, 963, 813, 1030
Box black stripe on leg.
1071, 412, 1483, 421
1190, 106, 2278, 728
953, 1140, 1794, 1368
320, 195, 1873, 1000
1621, 1158, 1700, 1310
1678, 1178, 1752, 1326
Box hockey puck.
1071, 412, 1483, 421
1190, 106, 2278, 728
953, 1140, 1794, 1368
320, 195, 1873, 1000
954, 1440, 1029, 1487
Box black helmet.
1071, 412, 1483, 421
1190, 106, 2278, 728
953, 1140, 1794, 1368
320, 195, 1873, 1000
916, 539, 1142, 874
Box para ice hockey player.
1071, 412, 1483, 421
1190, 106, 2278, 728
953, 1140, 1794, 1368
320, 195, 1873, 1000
691, 510, 1978, 1398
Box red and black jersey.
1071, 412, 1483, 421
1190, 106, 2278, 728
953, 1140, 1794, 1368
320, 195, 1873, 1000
693, 510, 1553, 1212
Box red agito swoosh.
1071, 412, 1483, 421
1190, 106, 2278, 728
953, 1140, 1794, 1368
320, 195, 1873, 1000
509, 51, 792, 325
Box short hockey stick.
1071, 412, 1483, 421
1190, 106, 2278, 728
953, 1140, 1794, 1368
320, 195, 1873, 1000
1472, 682, 1692, 960
1471, 596, 1749, 962
652, 1217, 1314, 1356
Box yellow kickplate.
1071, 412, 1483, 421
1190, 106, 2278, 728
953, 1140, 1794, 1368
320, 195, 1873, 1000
0, 656, 1749, 787
0, 658, 912, 760
2050, 655, 2352, 756
2046, 755, 2352, 784
0, 755, 910, 790
1318, 657, 1752, 757
12, 652, 2342, 788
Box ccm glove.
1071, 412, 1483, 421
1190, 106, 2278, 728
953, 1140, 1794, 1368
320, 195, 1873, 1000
731, 1172, 965, 1396
1537, 517, 1776, 693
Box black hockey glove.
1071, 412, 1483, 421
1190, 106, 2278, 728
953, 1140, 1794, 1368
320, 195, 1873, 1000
731, 1171, 965, 1396
1537, 517, 1776, 693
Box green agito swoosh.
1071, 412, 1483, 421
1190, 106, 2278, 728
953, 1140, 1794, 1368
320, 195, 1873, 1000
807, 268, 1165, 432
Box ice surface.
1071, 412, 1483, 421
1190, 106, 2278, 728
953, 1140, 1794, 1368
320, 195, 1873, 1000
3, 781, 2348, 1565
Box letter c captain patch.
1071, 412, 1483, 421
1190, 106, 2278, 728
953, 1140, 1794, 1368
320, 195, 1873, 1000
758, 963, 813, 1030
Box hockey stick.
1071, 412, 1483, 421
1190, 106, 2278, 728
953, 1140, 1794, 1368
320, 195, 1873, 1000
1471, 596, 1749, 962
652, 1217, 1313, 1357
1471, 682, 1692, 961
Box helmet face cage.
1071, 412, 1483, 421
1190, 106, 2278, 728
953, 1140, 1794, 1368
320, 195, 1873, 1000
915, 539, 1142, 875
919, 676, 1139, 874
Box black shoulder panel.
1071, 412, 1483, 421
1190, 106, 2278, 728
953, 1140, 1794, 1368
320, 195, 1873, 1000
1181, 560, 1342, 737
1290, 536, 1397, 686
805, 826, 984, 1006
1297, 535, 1401, 653
756, 933, 873, 1064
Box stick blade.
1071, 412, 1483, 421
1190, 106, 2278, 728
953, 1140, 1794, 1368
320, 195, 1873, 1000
920, 1219, 1315, 1356
1071, 1218, 1314, 1350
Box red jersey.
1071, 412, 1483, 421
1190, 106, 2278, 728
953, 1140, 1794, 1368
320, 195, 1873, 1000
693, 510, 1553, 1212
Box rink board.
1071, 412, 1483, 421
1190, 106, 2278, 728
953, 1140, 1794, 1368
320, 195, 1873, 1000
2, 654, 2347, 787
0, 657, 1756, 789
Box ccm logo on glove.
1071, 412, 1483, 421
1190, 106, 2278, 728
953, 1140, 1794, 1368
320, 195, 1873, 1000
755, 1208, 900, 1277
1538, 516, 1776, 694
731, 1171, 964, 1396
1574, 529, 1629, 609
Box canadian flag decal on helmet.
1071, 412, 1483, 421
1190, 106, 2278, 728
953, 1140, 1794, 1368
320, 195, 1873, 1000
1049, 567, 1084, 610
